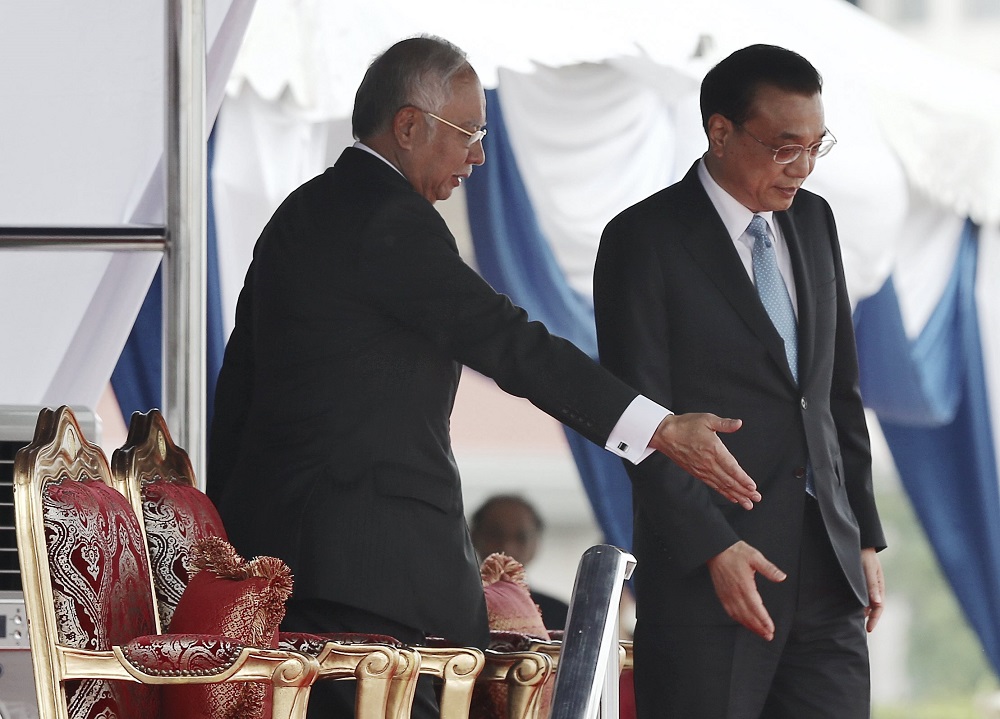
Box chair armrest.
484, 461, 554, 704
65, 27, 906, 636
55, 636, 320, 719
281, 630, 404, 647
119, 634, 247, 678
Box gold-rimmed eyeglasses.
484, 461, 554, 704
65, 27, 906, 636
737, 124, 837, 165
420, 109, 487, 147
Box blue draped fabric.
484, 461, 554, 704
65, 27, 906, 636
111, 260, 163, 417
855, 222, 1000, 672
111, 130, 226, 426
464, 90, 635, 551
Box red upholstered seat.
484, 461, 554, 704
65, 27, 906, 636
13, 406, 320, 719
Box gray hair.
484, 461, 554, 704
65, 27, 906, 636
352, 35, 471, 140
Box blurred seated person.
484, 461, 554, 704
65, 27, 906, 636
470, 494, 570, 630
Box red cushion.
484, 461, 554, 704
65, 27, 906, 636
472, 553, 550, 719
162, 537, 292, 719
480, 553, 548, 639
143, 480, 228, 630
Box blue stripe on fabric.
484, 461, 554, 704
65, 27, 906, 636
111, 127, 226, 426
856, 221, 1000, 672
464, 89, 634, 551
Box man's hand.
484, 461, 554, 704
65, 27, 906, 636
861, 547, 884, 632
649, 413, 760, 509
707, 541, 787, 641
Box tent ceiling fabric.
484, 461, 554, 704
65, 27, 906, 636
228, 0, 1000, 227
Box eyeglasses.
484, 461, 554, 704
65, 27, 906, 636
421, 110, 487, 147
737, 124, 837, 165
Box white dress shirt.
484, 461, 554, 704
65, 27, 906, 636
697, 159, 799, 316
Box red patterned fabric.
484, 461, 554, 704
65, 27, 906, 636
164, 537, 293, 719
43, 477, 161, 719
483, 630, 536, 652
142, 480, 228, 630
279, 631, 403, 654
122, 635, 245, 675
472, 554, 550, 719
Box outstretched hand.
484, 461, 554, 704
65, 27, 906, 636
707, 541, 786, 640
649, 413, 760, 509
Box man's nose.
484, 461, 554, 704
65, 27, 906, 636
786, 151, 813, 177
468, 139, 485, 166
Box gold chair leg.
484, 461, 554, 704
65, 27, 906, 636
414, 647, 485, 719
386, 649, 422, 719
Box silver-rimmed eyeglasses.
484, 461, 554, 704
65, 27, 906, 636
422, 110, 487, 147
737, 124, 837, 165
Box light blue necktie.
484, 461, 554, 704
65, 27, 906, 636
749, 215, 798, 383
748, 215, 815, 496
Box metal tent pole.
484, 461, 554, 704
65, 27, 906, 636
164, 0, 207, 484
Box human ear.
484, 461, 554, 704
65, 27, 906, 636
706, 113, 732, 157
394, 106, 421, 150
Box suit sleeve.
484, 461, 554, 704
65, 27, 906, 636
355, 194, 639, 449
823, 202, 886, 551
594, 209, 739, 575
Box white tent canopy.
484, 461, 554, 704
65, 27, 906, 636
2, 0, 999, 473
229, 0, 1000, 226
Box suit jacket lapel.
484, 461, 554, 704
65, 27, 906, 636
776, 208, 815, 387
674, 166, 798, 387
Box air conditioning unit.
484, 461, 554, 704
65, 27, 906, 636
0, 406, 99, 719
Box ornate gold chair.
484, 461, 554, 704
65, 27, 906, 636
471, 638, 553, 719
110, 408, 407, 719
13, 406, 320, 719
112, 409, 491, 719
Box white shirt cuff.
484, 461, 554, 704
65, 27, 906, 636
605, 395, 672, 465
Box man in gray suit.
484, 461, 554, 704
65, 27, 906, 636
208, 35, 759, 719
595, 45, 886, 718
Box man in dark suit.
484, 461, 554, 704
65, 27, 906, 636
594, 45, 886, 718
207, 36, 761, 719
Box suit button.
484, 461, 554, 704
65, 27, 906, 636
800, 397, 808, 410
794, 467, 807, 479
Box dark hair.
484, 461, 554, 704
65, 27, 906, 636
700, 44, 822, 133
470, 495, 545, 532
352, 35, 471, 140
